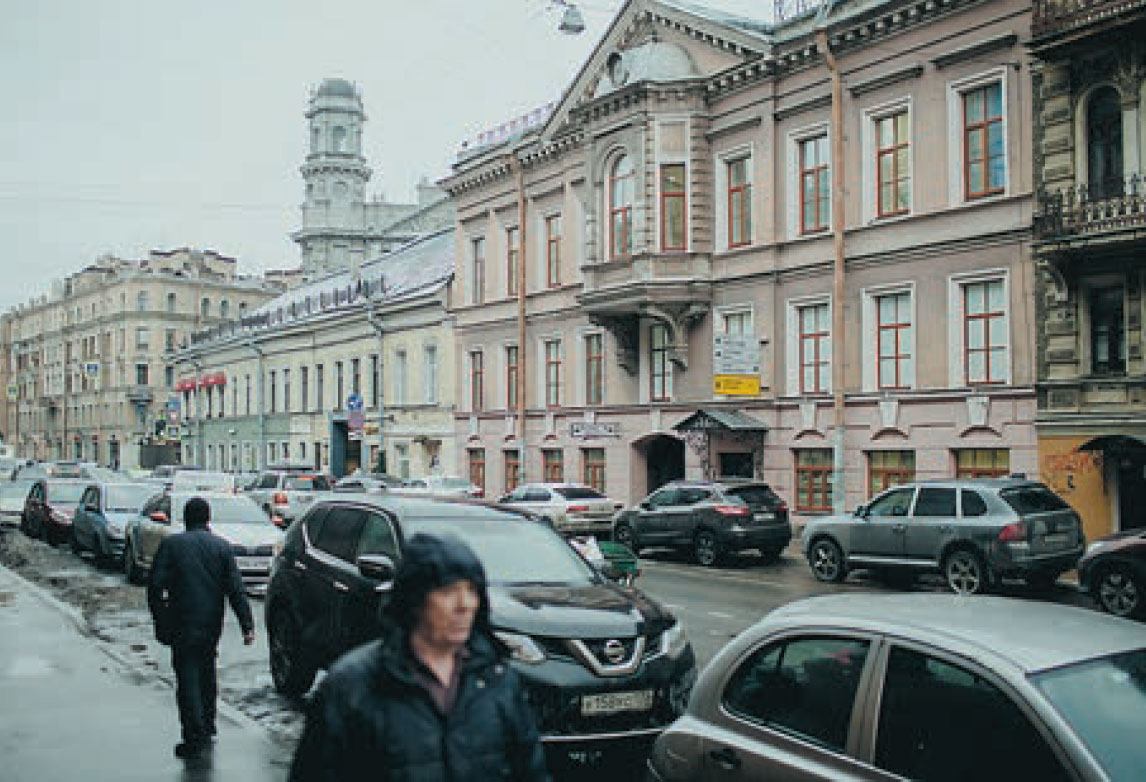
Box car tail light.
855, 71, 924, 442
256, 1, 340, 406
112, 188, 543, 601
473, 488, 485, 498
567, 505, 589, 513
998, 522, 1027, 543
714, 505, 751, 517
272, 491, 288, 505
777, 502, 789, 513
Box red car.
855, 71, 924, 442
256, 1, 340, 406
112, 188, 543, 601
1078, 528, 1146, 620
20, 478, 88, 546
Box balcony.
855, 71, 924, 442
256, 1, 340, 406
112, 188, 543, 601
1032, 0, 1146, 39
1035, 173, 1146, 241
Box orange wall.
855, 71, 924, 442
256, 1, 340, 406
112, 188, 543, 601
1037, 436, 1111, 542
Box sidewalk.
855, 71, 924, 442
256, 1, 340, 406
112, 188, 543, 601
0, 564, 290, 782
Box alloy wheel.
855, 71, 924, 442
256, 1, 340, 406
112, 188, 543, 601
810, 539, 846, 583
694, 530, 719, 567
1097, 566, 1141, 618
945, 550, 986, 595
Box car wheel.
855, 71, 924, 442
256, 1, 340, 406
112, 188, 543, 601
269, 609, 316, 697
1093, 564, 1144, 619
809, 538, 847, 583
694, 529, 721, 567
123, 537, 144, 585
944, 549, 988, 595
613, 523, 637, 553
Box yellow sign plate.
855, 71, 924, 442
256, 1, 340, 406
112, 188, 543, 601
714, 375, 760, 395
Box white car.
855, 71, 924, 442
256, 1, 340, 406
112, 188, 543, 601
497, 483, 622, 536
394, 475, 483, 498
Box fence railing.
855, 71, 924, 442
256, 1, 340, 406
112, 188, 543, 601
1032, 0, 1146, 37
1036, 173, 1146, 238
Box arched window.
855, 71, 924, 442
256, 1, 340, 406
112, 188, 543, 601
1087, 87, 1123, 200
201, 297, 210, 317
220, 299, 230, 318
609, 154, 634, 260
166, 292, 176, 313
332, 126, 346, 153
136, 291, 149, 312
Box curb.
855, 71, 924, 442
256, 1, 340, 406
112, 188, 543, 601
0, 561, 274, 742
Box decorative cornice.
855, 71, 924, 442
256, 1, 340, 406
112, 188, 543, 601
849, 64, 925, 97
774, 93, 832, 122
705, 115, 764, 140
931, 32, 1018, 69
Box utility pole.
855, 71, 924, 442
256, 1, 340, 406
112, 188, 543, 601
243, 341, 266, 471
514, 153, 528, 487
366, 303, 386, 474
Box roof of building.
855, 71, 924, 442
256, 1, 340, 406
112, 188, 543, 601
316, 78, 357, 98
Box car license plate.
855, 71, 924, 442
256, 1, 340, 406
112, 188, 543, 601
1043, 532, 1070, 546
238, 556, 271, 570
754, 512, 775, 521
581, 689, 654, 716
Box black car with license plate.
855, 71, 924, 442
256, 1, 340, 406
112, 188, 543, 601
264, 494, 697, 766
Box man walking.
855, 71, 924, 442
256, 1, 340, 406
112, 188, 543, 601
148, 496, 255, 759
289, 532, 549, 781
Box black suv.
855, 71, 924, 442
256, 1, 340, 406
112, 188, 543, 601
265, 493, 697, 764
613, 479, 791, 566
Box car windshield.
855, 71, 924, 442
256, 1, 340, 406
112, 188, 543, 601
725, 485, 780, 506
48, 483, 87, 504
1032, 648, 1146, 780
106, 485, 157, 512
177, 496, 265, 525
554, 487, 606, 500
284, 474, 329, 491
1000, 486, 1070, 514
402, 514, 597, 587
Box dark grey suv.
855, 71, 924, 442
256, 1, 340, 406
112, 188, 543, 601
612, 479, 791, 566
801, 479, 1085, 594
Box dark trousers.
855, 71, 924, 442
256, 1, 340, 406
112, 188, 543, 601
172, 642, 218, 745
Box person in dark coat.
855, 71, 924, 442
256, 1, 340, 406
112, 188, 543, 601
147, 496, 255, 759
289, 532, 550, 782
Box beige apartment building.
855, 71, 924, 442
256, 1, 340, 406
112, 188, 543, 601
2, 249, 281, 468
443, 0, 1039, 521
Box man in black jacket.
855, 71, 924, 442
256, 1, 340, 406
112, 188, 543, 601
148, 496, 255, 759
289, 532, 549, 782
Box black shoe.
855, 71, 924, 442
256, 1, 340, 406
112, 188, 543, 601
175, 741, 209, 759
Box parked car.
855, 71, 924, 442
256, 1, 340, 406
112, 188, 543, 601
123, 490, 284, 593
20, 478, 89, 545
70, 482, 156, 566
332, 472, 404, 492
801, 479, 1085, 594
0, 480, 34, 526
394, 475, 483, 498
265, 493, 697, 767
612, 479, 791, 566
650, 593, 1146, 782
498, 482, 622, 536
1079, 527, 1146, 620
243, 467, 331, 525
171, 469, 239, 493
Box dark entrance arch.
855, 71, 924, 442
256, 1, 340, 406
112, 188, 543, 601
639, 434, 685, 496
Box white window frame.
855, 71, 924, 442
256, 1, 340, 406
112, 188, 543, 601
714, 304, 758, 398
861, 282, 917, 392
604, 146, 635, 262
501, 341, 520, 411
641, 319, 674, 404
861, 98, 914, 224
537, 335, 564, 408
785, 294, 833, 396
947, 269, 1011, 387
714, 144, 755, 253
469, 235, 486, 304
655, 117, 690, 253
393, 348, 407, 406
946, 67, 1009, 206
786, 122, 832, 240
579, 327, 606, 407
423, 343, 439, 405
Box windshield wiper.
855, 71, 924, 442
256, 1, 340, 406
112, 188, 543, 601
504, 580, 570, 587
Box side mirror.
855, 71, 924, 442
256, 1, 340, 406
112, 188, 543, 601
853, 504, 867, 518
497, 494, 510, 503
357, 554, 396, 589
149, 511, 169, 524
639, 501, 652, 511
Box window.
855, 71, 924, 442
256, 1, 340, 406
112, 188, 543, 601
313, 507, 366, 563
506, 226, 520, 297
796, 449, 833, 512
315, 365, 324, 412
723, 636, 870, 752
470, 350, 484, 411
609, 155, 634, 259
335, 361, 344, 409
136, 327, 149, 350
544, 339, 561, 408
165, 329, 176, 351
394, 443, 410, 479
356, 512, 398, 559
868, 451, 915, 496
914, 487, 957, 517
799, 303, 831, 394
369, 355, 379, 408
392, 351, 405, 405
963, 279, 1006, 384
963, 82, 1005, 199
269, 371, 277, 413
219, 300, 230, 318
245, 375, 251, 415
166, 293, 176, 313
542, 449, 564, 483
875, 647, 1069, 782
876, 111, 910, 217
800, 135, 830, 233
661, 164, 686, 251
505, 345, 518, 410
468, 449, 486, 496
956, 448, 1009, 479
301, 367, 309, 413
585, 333, 603, 405
868, 487, 915, 517
545, 215, 561, 287
504, 450, 520, 493
1090, 285, 1125, 375
962, 488, 989, 517
1087, 87, 1123, 200
200, 297, 210, 317
282, 369, 291, 413
232, 382, 237, 417
650, 323, 670, 401
136, 291, 149, 312
877, 292, 912, 389
135, 363, 149, 386
423, 345, 438, 404
727, 157, 752, 248
471, 237, 486, 304
724, 310, 751, 336
164, 366, 174, 387
583, 448, 606, 493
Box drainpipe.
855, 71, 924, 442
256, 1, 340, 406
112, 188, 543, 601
192, 358, 204, 467
511, 152, 528, 487
366, 304, 385, 474
242, 340, 265, 470
816, 5, 847, 514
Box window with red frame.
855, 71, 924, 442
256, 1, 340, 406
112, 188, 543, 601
609, 155, 634, 259
471, 237, 486, 304
504, 450, 520, 493
963, 83, 1005, 199
877, 292, 912, 389
544, 339, 562, 407
582, 448, 606, 494
506, 226, 520, 297
955, 448, 1009, 478
868, 451, 915, 496
650, 323, 670, 401
799, 303, 830, 394
585, 333, 603, 405
468, 449, 486, 496
661, 164, 686, 251
505, 345, 518, 410
800, 135, 830, 234
545, 215, 561, 288
543, 449, 564, 483
795, 449, 833, 512
469, 350, 484, 411
964, 279, 1006, 384
876, 111, 911, 217
728, 158, 752, 247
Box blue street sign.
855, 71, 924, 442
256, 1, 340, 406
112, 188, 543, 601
347, 393, 364, 411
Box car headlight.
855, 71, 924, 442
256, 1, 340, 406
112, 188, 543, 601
493, 630, 546, 664
1086, 541, 1104, 555
106, 520, 124, 536
661, 621, 690, 659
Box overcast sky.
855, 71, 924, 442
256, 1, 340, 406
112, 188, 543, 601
0, 0, 769, 313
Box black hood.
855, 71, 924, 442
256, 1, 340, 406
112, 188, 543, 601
488, 582, 675, 638
383, 532, 491, 633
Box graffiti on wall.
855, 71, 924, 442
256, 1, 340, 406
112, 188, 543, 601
1043, 449, 1103, 497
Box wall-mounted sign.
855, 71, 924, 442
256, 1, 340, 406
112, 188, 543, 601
714, 375, 761, 395
84, 362, 100, 377
713, 333, 760, 396
570, 421, 620, 439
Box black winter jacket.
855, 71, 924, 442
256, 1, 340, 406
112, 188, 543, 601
147, 527, 254, 647
289, 626, 550, 782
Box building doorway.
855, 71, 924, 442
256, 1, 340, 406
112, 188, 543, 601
1117, 454, 1146, 531
720, 452, 754, 479
637, 434, 685, 496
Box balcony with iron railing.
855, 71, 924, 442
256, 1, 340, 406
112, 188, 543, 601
1035, 172, 1146, 241
1032, 0, 1146, 39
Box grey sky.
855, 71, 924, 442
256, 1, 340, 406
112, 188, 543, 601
0, 0, 767, 313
